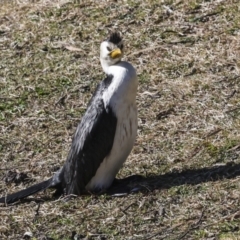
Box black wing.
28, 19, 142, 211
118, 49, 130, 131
61, 74, 117, 195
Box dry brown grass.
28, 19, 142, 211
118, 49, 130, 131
0, 0, 240, 239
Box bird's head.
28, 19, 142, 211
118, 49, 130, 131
100, 32, 124, 73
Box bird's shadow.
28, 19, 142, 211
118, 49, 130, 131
10, 162, 240, 204
106, 162, 240, 195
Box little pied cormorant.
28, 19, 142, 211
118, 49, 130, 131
0, 32, 138, 204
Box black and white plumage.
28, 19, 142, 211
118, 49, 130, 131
0, 32, 138, 204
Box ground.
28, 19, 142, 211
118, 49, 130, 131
0, 0, 240, 239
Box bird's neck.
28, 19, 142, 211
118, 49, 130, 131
100, 59, 121, 74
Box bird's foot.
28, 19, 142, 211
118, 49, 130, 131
107, 175, 144, 196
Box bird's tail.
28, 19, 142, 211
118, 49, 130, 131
0, 178, 53, 204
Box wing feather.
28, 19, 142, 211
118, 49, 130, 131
61, 75, 117, 195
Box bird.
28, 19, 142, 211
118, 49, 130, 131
0, 32, 138, 204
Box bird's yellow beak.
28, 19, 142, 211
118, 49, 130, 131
110, 48, 122, 59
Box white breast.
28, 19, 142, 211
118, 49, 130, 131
86, 61, 138, 191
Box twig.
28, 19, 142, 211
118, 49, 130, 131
33, 202, 41, 222
121, 202, 136, 215
217, 75, 240, 83
194, 209, 240, 230
146, 223, 183, 239
227, 144, 240, 152
225, 106, 240, 114
156, 108, 175, 120
226, 90, 237, 100
128, 45, 167, 57
178, 208, 205, 240
204, 128, 222, 138
35, 202, 41, 216
55, 94, 67, 106
193, 11, 222, 22
146, 231, 168, 240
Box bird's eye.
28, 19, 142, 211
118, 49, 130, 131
119, 44, 123, 50
107, 46, 111, 51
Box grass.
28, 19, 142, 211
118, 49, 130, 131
0, 0, 240, 239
